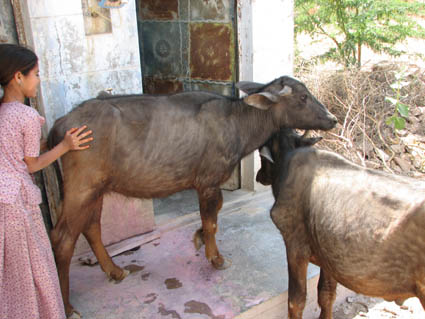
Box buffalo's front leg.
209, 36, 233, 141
287, 249, 309, 319
317, 268, 337, 319
82, 195, 129, 281
194, 187, 230, 269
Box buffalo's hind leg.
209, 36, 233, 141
51, 192, 97, 318
194, 187, 231, 269
82, 194, 129, 281
317, 269, 337, 319
417, 281, 425, 310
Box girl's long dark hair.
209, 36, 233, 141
0, 44, 38, 87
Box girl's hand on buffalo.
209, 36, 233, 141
63, 125, 94, 151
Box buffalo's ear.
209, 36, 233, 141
259, 146, 274, 163
243, 92, 277, 110
301, 136, 322, 147
236, 81, 264, 95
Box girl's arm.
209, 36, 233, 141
24, 126, 93, 173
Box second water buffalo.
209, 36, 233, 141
256, 129, 425, 319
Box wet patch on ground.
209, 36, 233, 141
184, 300, 225, 319
158, 303, 181, 319
124, 264, 145, 273
165, 278, 183, 289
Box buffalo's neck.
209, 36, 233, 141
230, 101, 280, 158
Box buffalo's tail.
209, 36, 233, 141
47, 119, 66, 201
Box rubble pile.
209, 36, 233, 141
296, 62, 425, 179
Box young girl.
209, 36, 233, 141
0, 44, 93, 318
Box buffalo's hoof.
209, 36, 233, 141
395, 298, 406, 306
107, 268, 130, 283
193, 228, 204, 251
67, 310, 82, 319
212, 256, 232, 270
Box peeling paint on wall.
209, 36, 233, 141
0, 0, 18, 43
190, 0, 230, 21
24, 0, 142, 128
0, 16, 7, 42
81, 0, 113, 35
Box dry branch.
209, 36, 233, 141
296, 61, 425, 179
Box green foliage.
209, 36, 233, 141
385, 69, 410, 130
295, 0, 425, 67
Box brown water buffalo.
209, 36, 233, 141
256, 129, 425, 319
47, 76, 337, 317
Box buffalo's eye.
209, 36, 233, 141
301, 94, 308, 102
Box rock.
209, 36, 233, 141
347, 296, 355, 303
396, 129, 408, 137
365, 160, 381, 169
375, 148, 390, 162
390, 144, 405, 153
411, 107, 424, 117
394, 157, 412, 172
410, 157, 423, 174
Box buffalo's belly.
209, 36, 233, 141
112, 184, 193, 199
109, 170, 195, 199
309, 224, 422, 299
329, 269, 417, 300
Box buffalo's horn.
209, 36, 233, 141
302, 130, 310, 138
259, 146, 274, 163
279, 85, 292, 96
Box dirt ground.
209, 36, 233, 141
333, 294, 424, 319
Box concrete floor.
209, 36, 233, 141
68, 188, 322, 319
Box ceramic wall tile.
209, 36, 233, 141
139, 21, 188, 78
143, 77, 184, 94
190, 23, 234, 81
137, 0, 236, 95
139, 0, 179, 20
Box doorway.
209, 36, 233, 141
136, 0, 240, 195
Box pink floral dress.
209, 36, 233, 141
0, 101, 65, 319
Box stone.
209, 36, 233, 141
394, 157, 412, 172
390, 144, 405, 153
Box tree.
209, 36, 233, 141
295, 0, 425, 67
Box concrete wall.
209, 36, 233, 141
0, 0, 18, 44
0, 0, 17, 98
20, 0, 142, 128
252, 0, 294, 82
239, 0, 294, 191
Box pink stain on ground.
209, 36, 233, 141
69, 223, 239, 318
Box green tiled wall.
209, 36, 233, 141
137, 0, 237, 95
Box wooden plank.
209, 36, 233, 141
236, 275, 356, 319
73, 230, 160, 265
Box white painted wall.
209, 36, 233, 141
0, 0, 17, 43
22, 0, 142, 128
252, 0, 294, 82
238, 0, 294, 191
